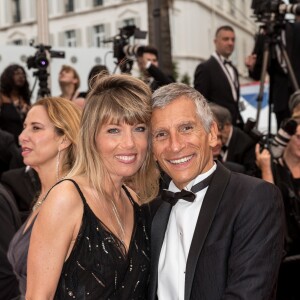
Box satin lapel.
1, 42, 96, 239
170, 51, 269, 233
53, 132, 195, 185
149, 200, 172, 300
184, 162, 231, 300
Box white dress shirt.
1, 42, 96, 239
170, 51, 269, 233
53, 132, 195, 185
157, 163, 217, 300
212, 52, 238, 101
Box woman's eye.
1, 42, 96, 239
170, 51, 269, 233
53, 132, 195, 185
135, 126, 146, 132
107, 128, 119, 134
32, 126, 41, 131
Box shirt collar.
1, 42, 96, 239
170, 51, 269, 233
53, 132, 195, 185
169, 162, 217, 192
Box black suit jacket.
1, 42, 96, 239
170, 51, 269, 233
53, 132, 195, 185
194, 56, 243, 126
226, 126, 257, 175
147, 63, 174, 92
0, 183, 21, 299
148, 162, 284, 300
1, 167, 40, 222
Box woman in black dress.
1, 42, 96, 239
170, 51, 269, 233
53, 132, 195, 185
26, 74, 159, 299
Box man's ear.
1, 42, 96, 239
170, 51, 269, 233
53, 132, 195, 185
208, 121, 219, 148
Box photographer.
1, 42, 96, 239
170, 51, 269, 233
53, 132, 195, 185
136, 45, 174, 91
245, 11, 300, 129
256, 117, 300, 299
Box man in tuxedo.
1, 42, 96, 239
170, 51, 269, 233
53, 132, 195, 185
209, 103, 257, 175
136, 45, 174, 92
194, 25, 243, 127
149, 83, 284, 300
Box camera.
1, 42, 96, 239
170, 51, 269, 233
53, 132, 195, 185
251, 0, 300, 23
104, 25, 147, 73
27, 43, 65, 98
27, 44, 65, 71
244, 117, 297, 158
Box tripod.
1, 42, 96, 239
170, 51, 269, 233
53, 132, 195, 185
255, 20, 299, 134
29, 69, 51, 100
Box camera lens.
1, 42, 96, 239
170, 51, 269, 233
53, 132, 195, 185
36, 56, 48, 69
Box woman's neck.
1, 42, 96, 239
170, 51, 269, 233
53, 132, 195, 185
60, 84, 76, 100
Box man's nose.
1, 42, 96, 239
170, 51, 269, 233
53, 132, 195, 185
169, 132, 184, 152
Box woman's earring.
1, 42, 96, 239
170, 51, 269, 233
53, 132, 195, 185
56, 148, 61, 182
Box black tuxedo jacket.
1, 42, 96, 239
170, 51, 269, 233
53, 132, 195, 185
194, 56, 243, 126
226, 126, 257, 175
148, 162, 284, 300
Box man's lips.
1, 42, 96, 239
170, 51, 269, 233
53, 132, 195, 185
168, 154, 193, 165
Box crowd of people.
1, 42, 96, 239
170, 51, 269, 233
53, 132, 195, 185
0, 19, 300, 300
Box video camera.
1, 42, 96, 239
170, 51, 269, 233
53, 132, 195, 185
27, 43, 65, 70
251, 0, 300, 23
244, 117, 298, 158
104, 25, 147, 73
27, 43, 65, 98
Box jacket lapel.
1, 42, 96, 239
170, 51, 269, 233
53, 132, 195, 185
184, 162, 231, 300
149, 200, 172, 300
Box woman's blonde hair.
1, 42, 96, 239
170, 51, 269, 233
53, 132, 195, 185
33, 97, 81, 176
69, 73, 159, 202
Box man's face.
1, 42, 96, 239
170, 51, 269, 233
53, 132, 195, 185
143, 52, 158, 67
151, 96, 218, 189
214, 29, 235, 58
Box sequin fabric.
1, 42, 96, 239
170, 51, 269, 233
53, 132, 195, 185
54, 179, 150, 299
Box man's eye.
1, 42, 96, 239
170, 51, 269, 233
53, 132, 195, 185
153, 132, 167, 140
181, 125, 193, 132
107, 128, 119, 134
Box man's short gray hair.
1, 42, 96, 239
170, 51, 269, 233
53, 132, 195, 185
152, 83, 214, 133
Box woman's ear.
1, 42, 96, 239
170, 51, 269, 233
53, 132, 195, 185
59, 136, 71, 151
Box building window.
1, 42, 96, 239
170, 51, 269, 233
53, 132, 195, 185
94, 0, 103, 6
123, 18, 135, 27
65, 0, 74, 13
94, 24, 106, 47
229, 0, 236, 16
12, 39, 23, 45
65, 30, 76, 47
12, 0, 21, 23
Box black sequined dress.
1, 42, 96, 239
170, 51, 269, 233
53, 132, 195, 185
54, 179, 150, 299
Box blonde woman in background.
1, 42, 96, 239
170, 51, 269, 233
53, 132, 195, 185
7, 97, 81, 299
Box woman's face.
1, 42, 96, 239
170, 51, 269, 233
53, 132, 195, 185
286, 124, 300, 159
96, 120, 149, 183
19, 106, 63, 170
13, 68, 26, 87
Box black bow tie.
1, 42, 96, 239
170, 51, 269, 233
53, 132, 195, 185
221, 145, 228, 152
224, 60, 232, 66
162, 172, 214, 206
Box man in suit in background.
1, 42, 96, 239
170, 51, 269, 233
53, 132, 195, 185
149, 83, 284, 300
194, 25, 243, 127
209, 103, 257, 175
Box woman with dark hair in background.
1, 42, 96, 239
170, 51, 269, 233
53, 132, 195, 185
7, 97, 81, 299
0, 64, 31, 143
